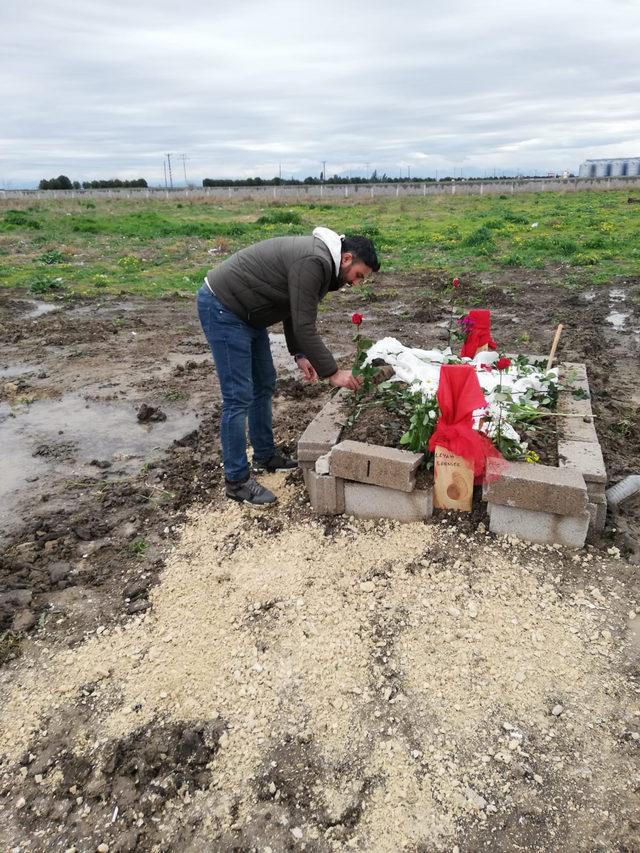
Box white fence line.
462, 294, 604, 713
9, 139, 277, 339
2, 176, 640, 202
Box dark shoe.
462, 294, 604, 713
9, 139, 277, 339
225, 477, 276, 506
252, 450, 298, 473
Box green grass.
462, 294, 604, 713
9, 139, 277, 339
0, 190, 638, 297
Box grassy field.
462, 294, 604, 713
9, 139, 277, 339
0, 190, 638, 298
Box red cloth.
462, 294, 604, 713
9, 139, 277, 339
460, 309, 497, 359
429, 364, 504, 481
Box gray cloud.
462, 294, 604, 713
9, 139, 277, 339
1, 0, 639, 186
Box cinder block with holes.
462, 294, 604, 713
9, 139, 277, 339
305, 470, 345, 515
329, 440, 423, 492
587, 493, 607, 532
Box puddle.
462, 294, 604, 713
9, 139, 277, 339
606, 311, 630, 329
606, 287, 630, 329
0, 394, 197, 540
0, 363, 37, 379
24, 300, 60, 319
67, 300, 138, 317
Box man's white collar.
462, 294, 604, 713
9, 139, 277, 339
312, 227, 344, 276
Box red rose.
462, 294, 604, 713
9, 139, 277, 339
496, 357, 511, 371
351, 312, 364, 326
452, 277, 460, 288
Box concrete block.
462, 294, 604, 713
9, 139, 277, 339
488, 503, 590, 548
330, 440, 423, 492
315, 453, 331, 475
558, 440, 607, 485
588, 493, 607, 532
344, 481, 433, 523
297, 389, 349, 463
560, 362, 588, 382
484, 459, 587, 516
587, 480, 606, 500
559, 362, 590, 397
557, 414, 599, 444
556, 392, 593, 418
306, 471, 345, 515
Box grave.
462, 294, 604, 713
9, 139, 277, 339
298, 360, 606, 548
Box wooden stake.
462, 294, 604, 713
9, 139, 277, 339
546, 323, 563, 371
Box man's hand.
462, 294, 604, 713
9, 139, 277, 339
295, 356, 318, 383
328, 369, 363, 391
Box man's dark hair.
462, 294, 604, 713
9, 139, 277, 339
341, 235, 380, 272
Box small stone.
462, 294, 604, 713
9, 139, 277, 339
360, 581, 375, 593
291, 827, 303, 839
16, 796, 26, 809
12, 609, 36, 633
97, 845, 110, 853
514, 671, 526, 684
551, 704, 564, 717
127, 599, 150, 615
96, 625, 106, 635
465, 787, 487, 810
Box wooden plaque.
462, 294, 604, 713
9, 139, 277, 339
433, 446, 474, 511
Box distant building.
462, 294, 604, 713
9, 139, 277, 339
579, 157, 640, 178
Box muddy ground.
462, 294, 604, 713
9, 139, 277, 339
0, 270, 639, 852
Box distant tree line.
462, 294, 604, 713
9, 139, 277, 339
38, 175, 148, 190
202, 171, 573, 187
202, 172, 434, 187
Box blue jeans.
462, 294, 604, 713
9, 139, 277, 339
197, 284, 277, 481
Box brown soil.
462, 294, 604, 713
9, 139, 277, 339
1, 270, 640, 852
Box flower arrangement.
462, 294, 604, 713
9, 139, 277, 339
347, 330, 560, 467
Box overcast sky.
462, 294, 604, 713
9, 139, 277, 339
2, 0, 639, 187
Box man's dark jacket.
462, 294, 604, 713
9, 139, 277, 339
205, 236, 340, 378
